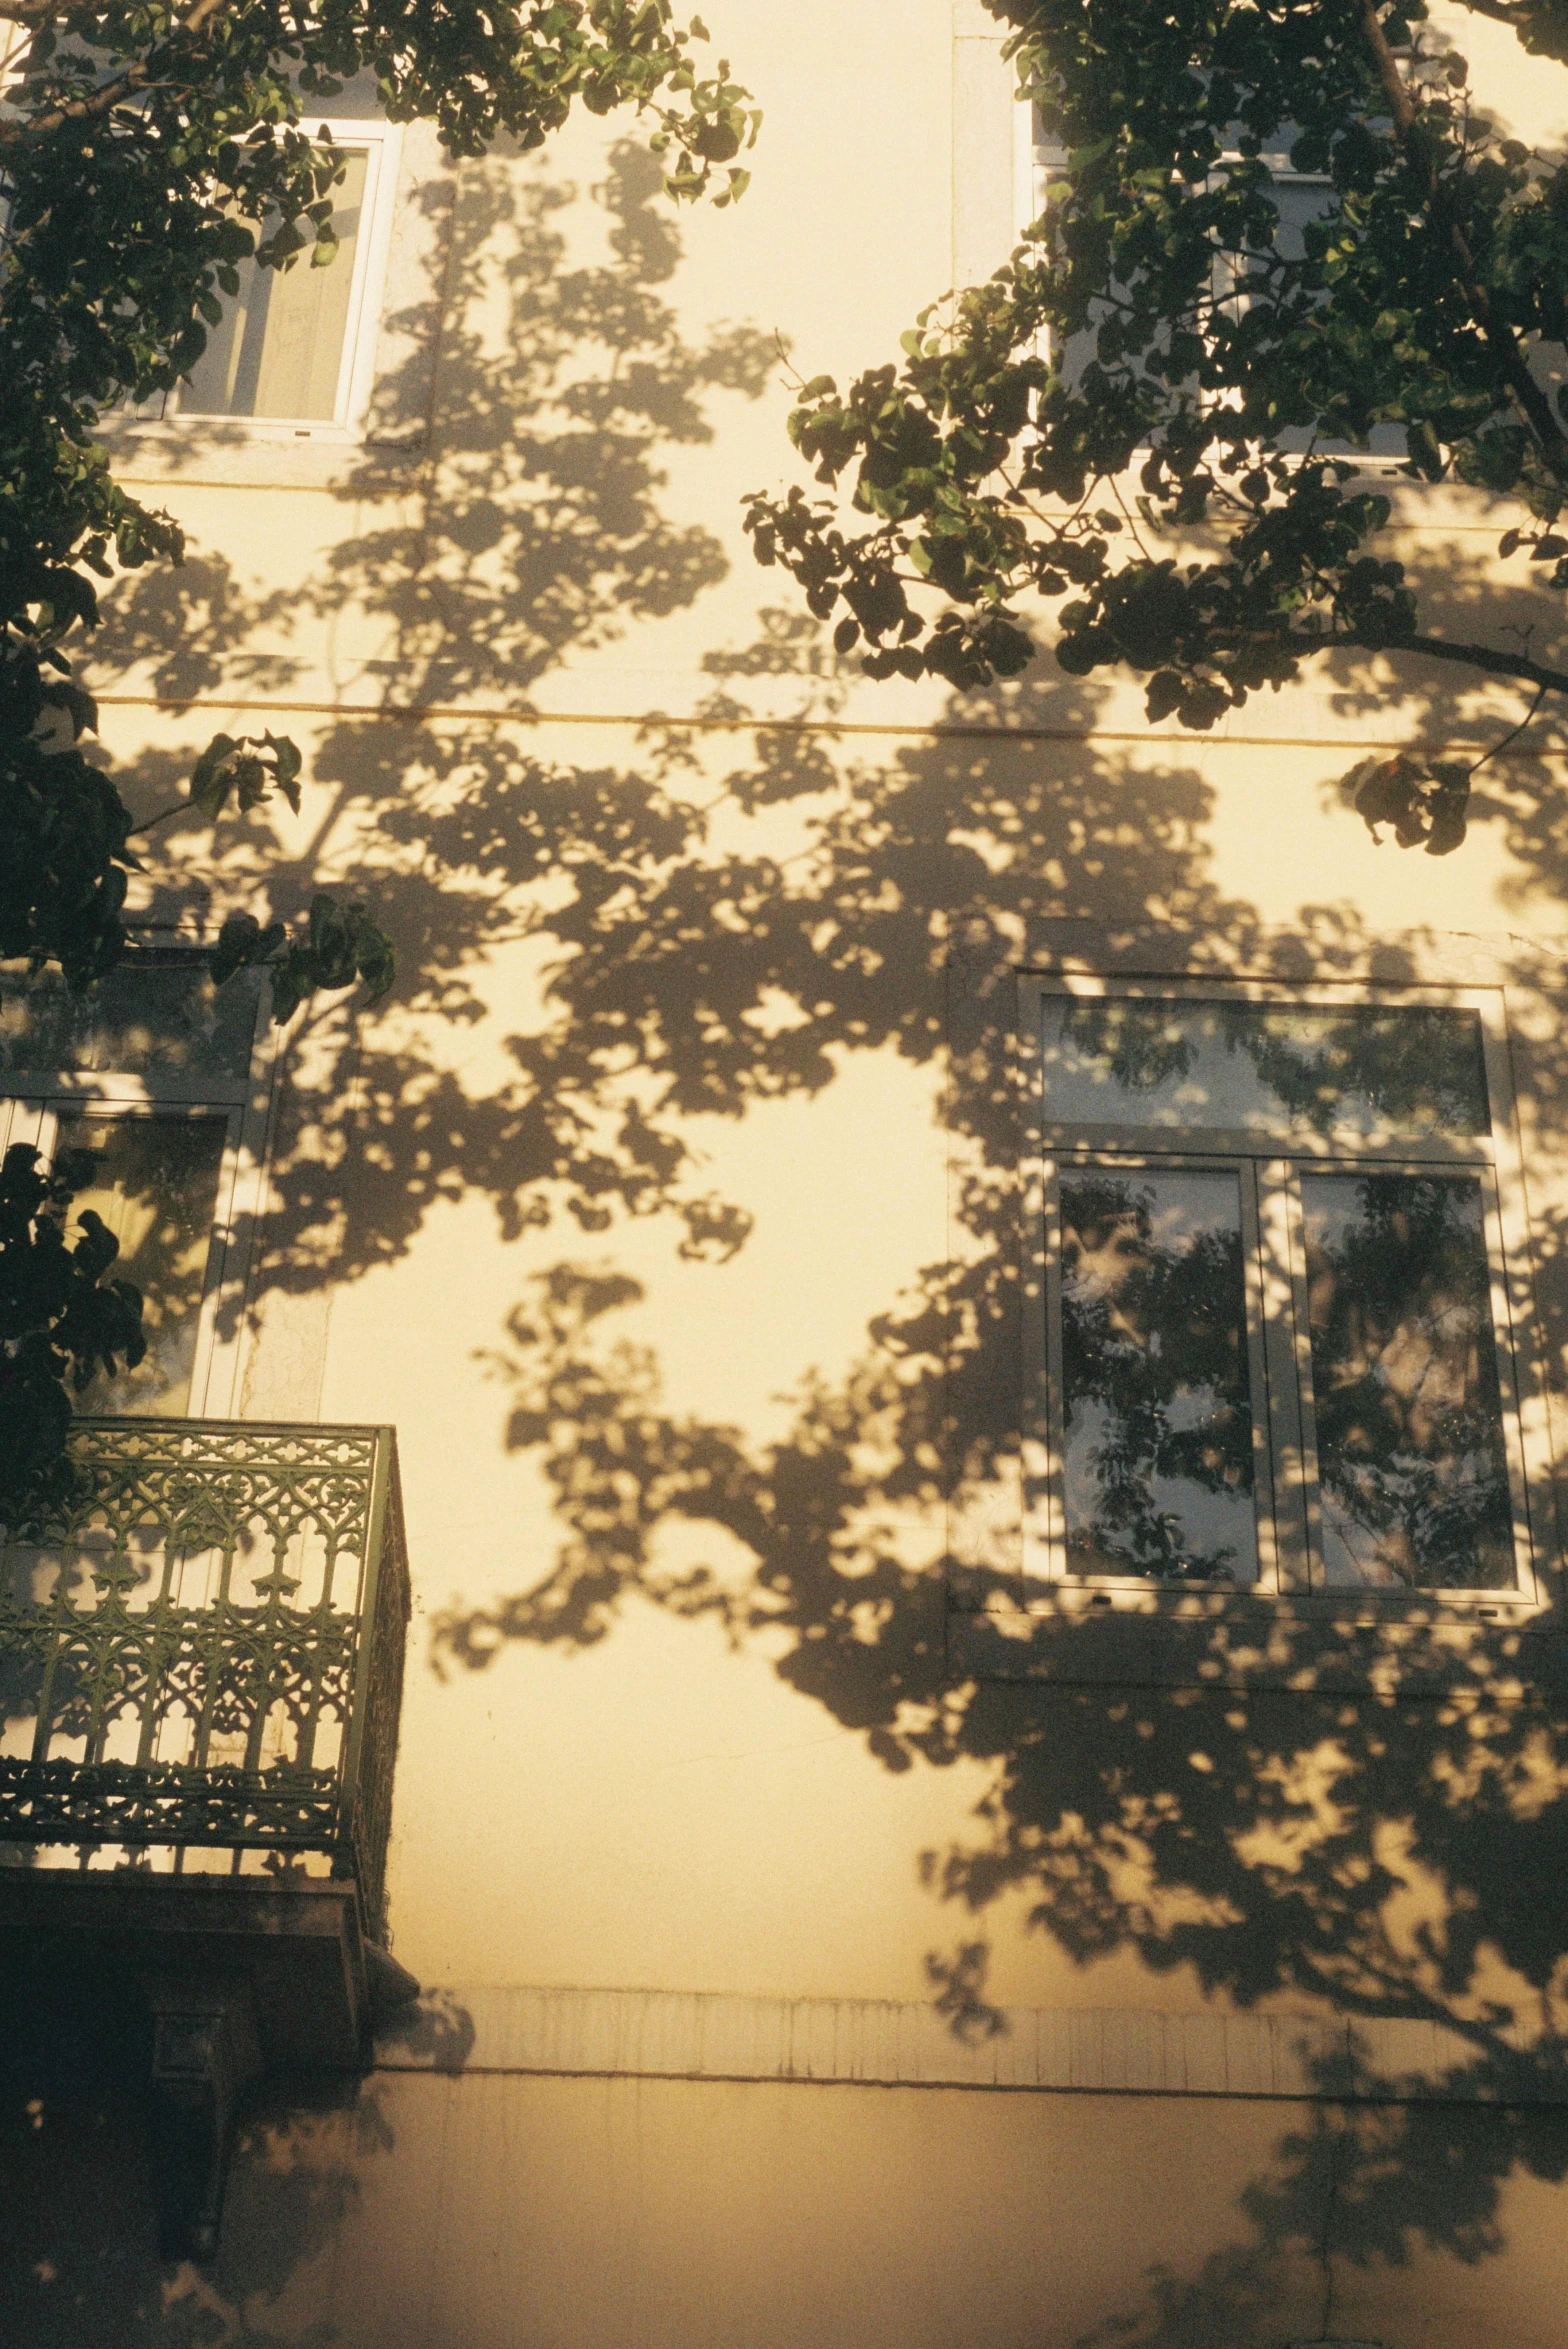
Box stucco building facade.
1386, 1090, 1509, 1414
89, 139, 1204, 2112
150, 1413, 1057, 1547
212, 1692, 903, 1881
7, 4, 1568, 2343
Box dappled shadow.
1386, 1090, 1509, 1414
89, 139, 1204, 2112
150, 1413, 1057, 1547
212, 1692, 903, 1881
84, 139, 782, 1297
301, 138, 773, 702
416, 609, 1568, 2336
430, 1222, 1568, 2334
59, 121, 1568, 2344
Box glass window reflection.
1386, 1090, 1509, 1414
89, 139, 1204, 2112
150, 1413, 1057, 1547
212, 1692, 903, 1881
1060, 1170, 1259, 1583
1301, 1172, 1516, 1590
0, 958, 261, 1081
55, 1115, 228, 1417
182, 151, 369, 421
1043, 998, 1489, 1138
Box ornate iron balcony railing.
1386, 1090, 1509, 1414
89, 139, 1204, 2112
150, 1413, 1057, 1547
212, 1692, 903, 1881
0, 1419, 410, 1934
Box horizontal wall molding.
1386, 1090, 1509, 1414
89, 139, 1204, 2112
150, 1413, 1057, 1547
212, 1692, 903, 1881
373, 1984, 1568, 2107
88, 692, 1568, 763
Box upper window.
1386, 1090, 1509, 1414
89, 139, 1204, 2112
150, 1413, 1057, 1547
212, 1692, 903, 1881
1023, 982, 1540, 1607
1015, 106, 1406, 462
0, 955, 270, 1417
132, 119, 400, 440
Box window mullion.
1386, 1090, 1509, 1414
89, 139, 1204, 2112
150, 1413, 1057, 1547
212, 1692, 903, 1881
1256, 1159, 1318, 1593
1040, 1157, 1066, 1579
1236, 1157, 1283, 1594
1475, 1163, 1539, 1603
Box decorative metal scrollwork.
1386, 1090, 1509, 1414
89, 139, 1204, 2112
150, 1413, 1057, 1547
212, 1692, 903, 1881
0, 1419, 409, 1932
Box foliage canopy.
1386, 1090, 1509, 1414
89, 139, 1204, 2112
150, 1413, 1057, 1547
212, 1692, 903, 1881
0, 1140, 144, 1522
746, 0, 1568, 853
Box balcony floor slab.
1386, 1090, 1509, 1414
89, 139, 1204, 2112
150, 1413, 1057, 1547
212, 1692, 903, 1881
0, 1869, 408, 2069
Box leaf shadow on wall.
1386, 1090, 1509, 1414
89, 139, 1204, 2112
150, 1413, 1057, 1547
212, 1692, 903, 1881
416, 641, 1568, 2340
86, 136, 781, 1312
66, 139, 1568, 2345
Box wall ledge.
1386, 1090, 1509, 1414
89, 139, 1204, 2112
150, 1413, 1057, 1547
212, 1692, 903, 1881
374, 1983, 1568, 2107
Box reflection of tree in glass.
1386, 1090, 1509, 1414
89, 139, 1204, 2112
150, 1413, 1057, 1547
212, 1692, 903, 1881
1058, 1000, 1197, 1097
1303, 1173, 1516, 1590
56, 1117, 226, 1417
1221, 1005, 1488, 1139
1060, 1173, 1254, 1581
1056, 999, 1487, 1136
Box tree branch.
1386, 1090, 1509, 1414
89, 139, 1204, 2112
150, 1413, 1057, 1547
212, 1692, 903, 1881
0, 0, 230, 146
1468, 676, 1549, 775
121, 799, 187, 838
1355, 629, 1568, 695
1454, 0, 1555, 24
1359, 0, 1417, 133
1358, 0, 1568, 475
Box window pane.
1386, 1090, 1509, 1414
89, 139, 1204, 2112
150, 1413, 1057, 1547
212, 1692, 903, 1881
1220, 177, 1406, 460
1300, 1172, 1516, 1590
1042, 998, 1488, 1139
55, 1115, 228, 1416
0, 958, 260, 1080
182, 149, 368, 420
1059, 1170, 1259, 1583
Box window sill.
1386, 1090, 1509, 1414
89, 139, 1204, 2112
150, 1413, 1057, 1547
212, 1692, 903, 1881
95, 421, 425, 491
949, 1589, 1567, 1696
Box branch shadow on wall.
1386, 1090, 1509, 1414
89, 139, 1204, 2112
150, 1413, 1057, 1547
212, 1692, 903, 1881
53, 144, 1568, 2342
411, 613, 1568, 2338
86, 136, 781, 1311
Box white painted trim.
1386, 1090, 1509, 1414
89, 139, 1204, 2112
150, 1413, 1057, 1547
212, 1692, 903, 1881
1014, 90, 1047, 242
951, 0, 1016, 289
121, 117, 404, 444
375, 1982, 1567, 2106
1017, 975, 1550, 1613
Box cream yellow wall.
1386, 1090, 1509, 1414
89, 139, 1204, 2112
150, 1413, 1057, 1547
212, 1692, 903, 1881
18, 2066, 1568, 2348
49, 0, 1568, 2336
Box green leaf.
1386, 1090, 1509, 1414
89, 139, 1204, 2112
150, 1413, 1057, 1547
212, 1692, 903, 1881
188, 735, 239, 822
268, 734, 304, 814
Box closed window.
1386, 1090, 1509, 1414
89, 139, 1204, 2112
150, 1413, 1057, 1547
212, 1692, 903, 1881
0, 955, 270, 1417
1024, 985, 1539, 1603
1016, 107, 1406, 460
135, 120, 399, 438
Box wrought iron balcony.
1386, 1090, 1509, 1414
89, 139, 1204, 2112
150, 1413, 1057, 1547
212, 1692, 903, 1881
0, 1417, 416, 2257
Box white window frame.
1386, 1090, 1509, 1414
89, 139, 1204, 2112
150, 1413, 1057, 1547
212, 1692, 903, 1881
1013, 91, 1050, 246
0, 957, 278, 1418
1019, 973, 1549, 1626
124, 116, 403, 444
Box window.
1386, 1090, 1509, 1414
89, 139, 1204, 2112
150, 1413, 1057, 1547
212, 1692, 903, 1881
1023, 982, 1541, 1609
1015, 106, 1406, 462
0, 955, 271, 1417
132, 119, 401, 439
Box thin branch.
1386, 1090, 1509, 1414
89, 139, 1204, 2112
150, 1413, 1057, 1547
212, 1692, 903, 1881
1468, 677, 1550, 778
0, 199, 51, 272
1108, 471, 1155, 563
1358, 0, 1568, 475
122, 799, 187, 838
